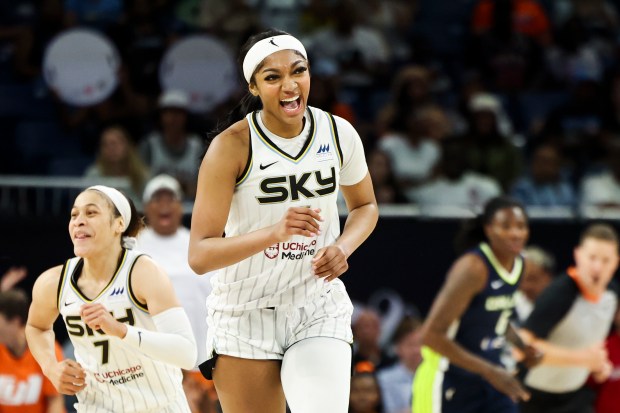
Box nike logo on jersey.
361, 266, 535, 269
490, 280, 505, 290
138, 331, 142, 346
65, 300, 75, 306
259, 161, 278, 170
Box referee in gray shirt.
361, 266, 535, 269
518, 224, 620, 413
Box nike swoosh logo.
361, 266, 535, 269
138, 331, 142, 346
259, 161, 278, 170
65, 301, 75, 306
490, 280, 504, 290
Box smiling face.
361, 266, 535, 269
144, 190, 183, 236
484, 206, 529, 256
69, 190, 123, 258
574, 237, 619, 297
249, 49, 310, 137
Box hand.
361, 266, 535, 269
272, 207, 322, 242
0, 266, 27, 292
312, 244, 349, 282
80, 303, 126, 338
45, 359, 87, 395
592, 360, 613, 383
482, 365, 530, 402
584, 343, 608, 372
521, 344, 544, 369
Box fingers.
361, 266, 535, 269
312, 246, 349, 281
59, 360, 87, 395
282, 208, 322, 238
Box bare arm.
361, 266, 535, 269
46, 394, 66, 413
188, 124, 322, 274
519, 329, 608, 371
312, 173, 378, 281
421, 254, 529, 401
26, 266, 86, 395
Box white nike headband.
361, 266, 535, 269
87, 185, 131, 231
242, 35, 308, 83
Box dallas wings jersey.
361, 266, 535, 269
207, 106, 367, 311
447, 243, 524, 374
414, 243, 524, 412
57, 249, 189, 412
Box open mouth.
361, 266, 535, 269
280, 96, 301, 112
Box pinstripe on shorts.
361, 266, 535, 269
205, 281, 354, 359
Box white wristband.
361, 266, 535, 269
122, 307, 197, 370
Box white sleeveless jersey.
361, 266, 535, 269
57, 249, 189, 412
208, 106, 368, 311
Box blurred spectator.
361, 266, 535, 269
349, 370, 384, 413
462, 93, 523, 191
375, 65, 434, 137
182, 370, 216, 413
376, 316, 423, 413
179, 0, 260, 50
108, 0, 174, 98
353, 308, 396, 371
0, 266, 27, 292
510, 143, 577, 208
84, 125, 150, 206
136, 174, 218, 409
468, 0, 551, 91
0, 289, 65, 413
308, 58, 357, 125
541, 58, 607, 174
139, 90, 204, 199
302, 0, 390, 118
378, 105, 442, 191
579, 141, 620, 215
514, 245, 556, 323
0, 0, 65, 81
551, 0, 618, 74
366, 148, 408, 205
408, 137, 502, 214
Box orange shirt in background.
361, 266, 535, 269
0, 342, 64, 413
472, 0, 550, 39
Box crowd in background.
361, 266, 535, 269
3, 0, 620, 216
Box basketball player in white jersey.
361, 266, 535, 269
25, 186, 197, 412
188, 29, 379, 413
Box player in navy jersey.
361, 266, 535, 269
25, 186, 196, 412
188, 28, 378, 413
413, 196, 533, 413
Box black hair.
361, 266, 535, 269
349, 370, 384, 413
206, 28, 304, 144
86, 188, 145, 241
454, 196, 527, 254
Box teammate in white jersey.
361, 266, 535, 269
25, 185, 197, 413
188, 29, 379, 413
